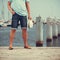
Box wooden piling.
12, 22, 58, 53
36, 16, 43, 47
46, 17, 53, 47
52, 19, 58, 39
57, 19, 60, 37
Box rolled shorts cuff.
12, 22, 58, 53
11, 28, 17, 30
21, 27, 27, 29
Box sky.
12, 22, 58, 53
30, 0, 60, 20
0, 0, 60, 21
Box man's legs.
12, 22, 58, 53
22, 28, 31, 48
9, 29, 16, 48
9, 13, 19, 49
19, 16, 31, 49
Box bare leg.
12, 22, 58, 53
22, 29, 31, 49
9, 29, 16, 48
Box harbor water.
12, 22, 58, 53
0, 24, 60, 47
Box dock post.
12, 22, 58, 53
3, 0, 9, 21
46, 17, 53, 47
57, 19, 60, 46
52, 18, 58, 39
36, 16, 43, 47
52, 18, 58, 46
57, 19, 60, 37
1, 0, 4, 19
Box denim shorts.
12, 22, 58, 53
11, 13, 27, 29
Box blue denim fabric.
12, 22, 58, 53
11, 13, 27, 29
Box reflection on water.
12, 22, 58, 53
46, 36, 60, 47
46, 38, 52, 47
58, 37, 60, 47
53, 38, 58, 47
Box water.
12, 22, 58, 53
0, 24, 60, 47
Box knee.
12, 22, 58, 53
22, 28, 27, 32
11, 29, 16, 33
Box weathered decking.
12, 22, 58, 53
0, 47, 60, 60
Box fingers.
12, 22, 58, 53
28, 16, 32, 20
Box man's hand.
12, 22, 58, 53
28, 14, 32, 20
11, 10, 15, 15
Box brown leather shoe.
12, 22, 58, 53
9, 47, 13, 50
24, 46, 31, 49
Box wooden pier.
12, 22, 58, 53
0, 47, 60, 60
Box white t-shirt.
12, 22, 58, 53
8, 0, 30, 16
